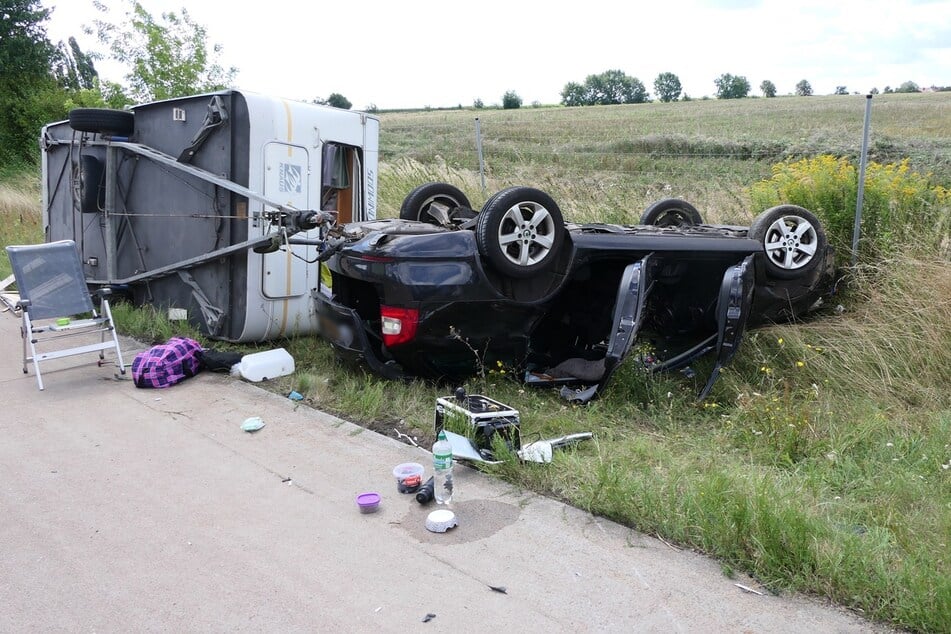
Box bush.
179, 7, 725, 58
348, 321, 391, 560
502, 91, 522, 109
749, 155, 951, 265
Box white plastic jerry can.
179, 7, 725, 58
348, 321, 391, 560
238, 348, 295, 382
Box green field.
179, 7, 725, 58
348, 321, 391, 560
2, 93, 949, 633
376, 92, 951, 225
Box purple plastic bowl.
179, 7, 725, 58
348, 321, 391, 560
356, 492, 381, 513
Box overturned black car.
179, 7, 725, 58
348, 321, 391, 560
315, 183, 833, 402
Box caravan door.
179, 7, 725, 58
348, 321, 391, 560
261, 142, 313, 299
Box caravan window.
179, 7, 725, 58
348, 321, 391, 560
321, 142, 363, 223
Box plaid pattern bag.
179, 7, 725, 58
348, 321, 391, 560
131, 337, 204, 388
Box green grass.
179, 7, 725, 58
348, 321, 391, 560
2, 93, 950, 632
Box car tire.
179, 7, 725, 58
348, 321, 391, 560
749, 205, 827, 280
639, 198, 703, 227
476, 186, 565, 278
68, 108, 135, 136
399, 182, 472, 223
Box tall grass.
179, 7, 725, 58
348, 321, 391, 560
2, 94, 949, 632
0, 170, 43, 276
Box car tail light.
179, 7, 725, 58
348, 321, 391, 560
380, 305, 418, 347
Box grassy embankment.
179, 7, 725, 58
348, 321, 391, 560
1, 93, 948, 632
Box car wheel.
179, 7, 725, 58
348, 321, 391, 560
749, 205, 827, 279
68, 108, 135, 136
639, 198, 703, 227
399, 182, 472, 223
476, 186, 565, 278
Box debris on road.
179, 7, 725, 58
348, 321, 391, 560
241, 416, 265, 432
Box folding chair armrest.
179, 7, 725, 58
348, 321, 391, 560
15, 298, 31, 311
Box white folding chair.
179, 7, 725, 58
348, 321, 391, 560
5, 240, 126, 390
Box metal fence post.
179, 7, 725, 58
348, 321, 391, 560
474, 117, 486, 195
852, 94, 873, 266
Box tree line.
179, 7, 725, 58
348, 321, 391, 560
1, 0, 941, 165
540, 70, 932, 108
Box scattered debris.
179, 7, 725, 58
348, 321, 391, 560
238, 348, 295, 382
435, 390, 521, 460
518, 433, 594, 464
132, 337, 204, 389
393, 462, 424, 493
393, 428, 421, 448
655, 534, 682, 551
356, 492, 381, 514
488, 585, 507, 594
422, 613, 436, 623
241, 416, 265, 432
415, 477, 435, 505
734, 583, 764, 596
287, 390, 304, 401
425, 509, 458, 533
443, 431, 497, 464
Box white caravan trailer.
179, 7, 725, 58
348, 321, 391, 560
41, 90, 379, 342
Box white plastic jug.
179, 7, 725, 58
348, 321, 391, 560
239, 348, 295, 382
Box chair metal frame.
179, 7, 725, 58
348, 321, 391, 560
5, 240, 126, 390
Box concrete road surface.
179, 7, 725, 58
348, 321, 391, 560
0, 307, 887, 632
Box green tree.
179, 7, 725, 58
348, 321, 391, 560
52, 36, 99, 90
653, 72, 682, 102
834, 85, 848, 95
325, 93, 351, 109
92, 0, 236, 103
589, 70, 648, 104
896, 81, 920, 93
561, 70, 649, 106
560, 81, 587, 107
473, 97, 484, 109
760, 79, 777, 98
0, 0, 66, 165
714, 73, 750, 99
502, 90, 522, 109
795, 79, 813, 96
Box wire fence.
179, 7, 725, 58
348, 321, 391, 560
376, 94, 951, 230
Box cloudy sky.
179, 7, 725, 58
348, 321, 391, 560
41, 0, 951, 109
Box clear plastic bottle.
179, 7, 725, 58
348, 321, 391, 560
432, 429, 453, 504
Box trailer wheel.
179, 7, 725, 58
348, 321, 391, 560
68, 108, 134, 136
399, 182, 474, 224
749, 205, 827, 280
639, 199, 703, 227
476, 186, 565, 278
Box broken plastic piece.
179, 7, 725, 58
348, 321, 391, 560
443, 430, 495, 463
518, 433, 594, 464
559, 384, 599, 404
241, 416, 265, 432
287, 390, 304, 401
489, 585, 508, 594
422, 613, 436, 623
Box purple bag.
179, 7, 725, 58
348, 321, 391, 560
131, 337, 204, 388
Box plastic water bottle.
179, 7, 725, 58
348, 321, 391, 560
433, 430, 453, 504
